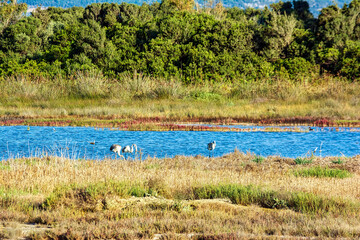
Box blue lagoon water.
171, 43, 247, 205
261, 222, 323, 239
0, 126, 359, 160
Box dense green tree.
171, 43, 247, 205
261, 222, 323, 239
259, 9, 297, 60
107, 23, 140, 72
0, 0, 27, 33
1, 16, 42, 55
0, 0, 360, 82
339, 40, 360, 79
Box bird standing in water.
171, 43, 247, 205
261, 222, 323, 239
207, 141, 216, 157
110, 144, 124, 159
122, 144, 138, 160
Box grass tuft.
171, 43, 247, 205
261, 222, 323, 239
252, 156, 265, 164
293, 166, 352, 179
332, 158, 344, 164
294, 157, 313, 165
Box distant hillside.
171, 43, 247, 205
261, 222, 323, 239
19, 0, 352, 15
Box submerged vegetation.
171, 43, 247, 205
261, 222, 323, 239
0, 152, 359, 239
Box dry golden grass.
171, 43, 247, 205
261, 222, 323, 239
0, 152, 359, 239
1, 152, 359, 200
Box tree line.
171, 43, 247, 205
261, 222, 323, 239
0, 0, 360, 83
18, 0, 352, 17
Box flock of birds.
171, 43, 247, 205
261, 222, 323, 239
109, 140, 217, 159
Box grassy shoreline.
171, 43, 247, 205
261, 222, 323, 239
0, 74, 359, 127
1, 115, 359, 132
0, 152, 359, 239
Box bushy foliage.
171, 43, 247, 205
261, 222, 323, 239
1, 0, 360, 83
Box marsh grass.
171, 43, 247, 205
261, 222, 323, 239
42, 181, 151, 210
0, 74, 359, 120
0, 153, 359, 239
293, 166, 352, 179
40, 181, 359, 216
190, 184, 358, 214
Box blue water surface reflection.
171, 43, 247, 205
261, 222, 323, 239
0, 126, 359, 160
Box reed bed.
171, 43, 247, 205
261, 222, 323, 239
0, 152, 359, 239
0, 73, 359, 122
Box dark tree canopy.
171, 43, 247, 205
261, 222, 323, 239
1, 0, 360, 81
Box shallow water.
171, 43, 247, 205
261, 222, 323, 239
0, 125, 359, 160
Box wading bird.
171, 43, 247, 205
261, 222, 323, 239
122, 144, 138, 159
110, 144, 124, 160
207, 141, 216, 157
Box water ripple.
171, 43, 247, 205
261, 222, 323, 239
0, 126, 359, 160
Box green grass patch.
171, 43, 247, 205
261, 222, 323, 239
294, 157, 313, 165
0, 162, 11, 171
190, 91, 223, 101
293, 166, 352, 179
145, 163, 161, 169
332, 158, 344, 164
189, 184, 358, 215
252, 156, 265, 164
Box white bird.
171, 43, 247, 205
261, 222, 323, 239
207, 141, 216, 157
122, 144, 138, 160
110, 144, 124, 159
